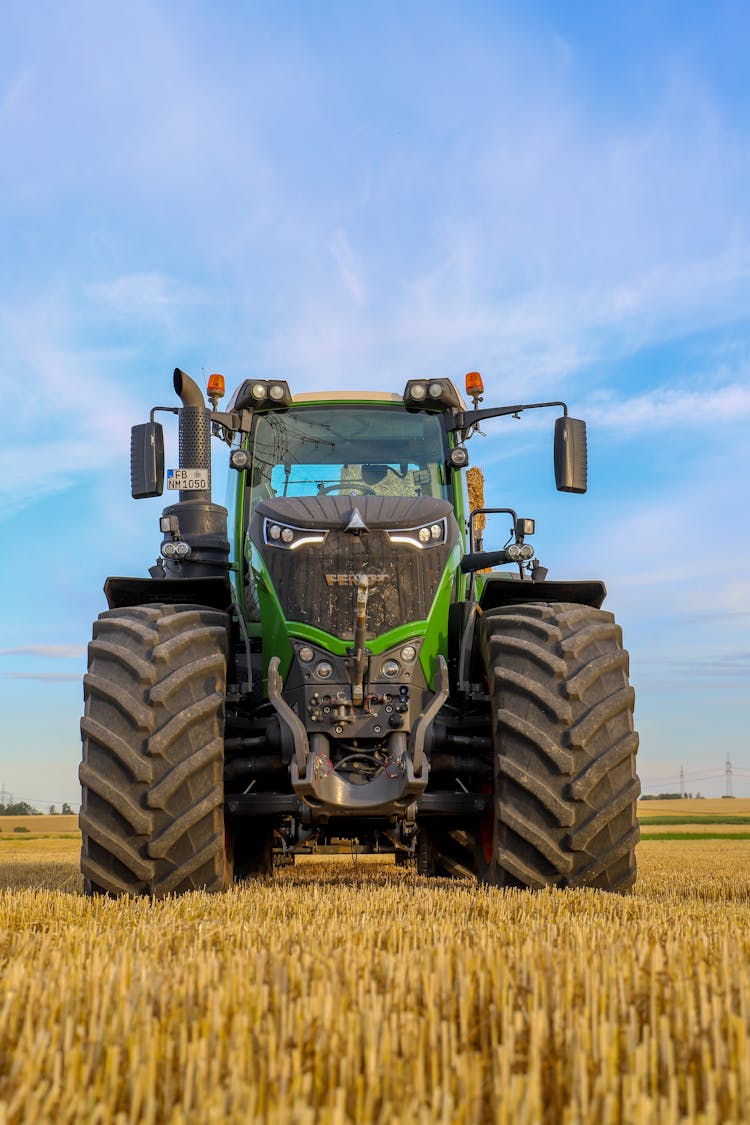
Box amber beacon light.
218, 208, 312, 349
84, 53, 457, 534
207, 373, 225, 409
465, 371, 484, 408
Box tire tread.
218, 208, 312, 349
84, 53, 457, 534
479, 601, 639, 891
79, 603, 231, 897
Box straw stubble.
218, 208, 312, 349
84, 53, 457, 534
0, 841, 747, 1123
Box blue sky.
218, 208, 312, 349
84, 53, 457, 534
1, 1, 748, 806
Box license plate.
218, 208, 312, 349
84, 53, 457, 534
166, 468, 209, 491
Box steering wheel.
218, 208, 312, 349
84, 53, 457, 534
319, 480, 377, 495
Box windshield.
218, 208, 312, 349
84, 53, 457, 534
247, 404, 450, 508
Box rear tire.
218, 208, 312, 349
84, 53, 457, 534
416, 825, 476, 879
478, 602, 639, 891
80, 603, 232, 896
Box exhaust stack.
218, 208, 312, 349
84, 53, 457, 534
173, 367, 212, 503
173, 367, 205, 408
156, 368, 230, 578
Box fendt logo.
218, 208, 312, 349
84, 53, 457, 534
324, 573, 389, 587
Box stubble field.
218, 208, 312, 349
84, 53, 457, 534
0, 807, 749, 1123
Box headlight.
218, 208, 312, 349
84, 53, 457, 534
403, 379, 462, 409
447, 446, 469, 470
162, 540, 191, 560
263, 519, 327, 550
386, 518, 447, 549
229, 448, 250, 470
506, 542, 535, 561
227, 379, 293, 411
315, 661, 333, 679
400, 645, 417, 663
382, 659, 401, 678
298, 646, 314, 663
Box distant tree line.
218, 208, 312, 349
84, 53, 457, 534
0, 802, 75, 816
641, 792, 703, 800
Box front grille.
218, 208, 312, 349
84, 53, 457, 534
255, 527, 454, 638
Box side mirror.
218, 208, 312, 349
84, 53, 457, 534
554, 416, 587, 494
130, 422, 165, 498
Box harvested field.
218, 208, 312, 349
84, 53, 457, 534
637, 799, 750, 839
0, 814, 78, 833
637, 798, 750, 817
0, 840, 748, 1122
638, 828, 750, 837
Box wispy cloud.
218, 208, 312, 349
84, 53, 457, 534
1, 673, 81, 682
0, 646, 85, 659
329, 229, 366, 305
85, 273, 210, 321
588, 380, 750, 430
636, 648, 750, 691
0, 282, 185, 520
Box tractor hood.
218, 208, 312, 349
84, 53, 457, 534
248, 496, 459, 640
254, 494, 452, 530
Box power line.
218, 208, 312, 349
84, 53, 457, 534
1, 792, 78, 809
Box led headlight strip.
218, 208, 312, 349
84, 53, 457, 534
263, 518, 328, 550
386, 517, 447, 549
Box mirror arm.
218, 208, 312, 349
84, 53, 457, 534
148, 405, 253, 435
447, 400, 568, 432
149, 405, 179, 423
208, 408, 253, 434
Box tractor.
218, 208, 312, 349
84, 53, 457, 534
79, 368, 639, 895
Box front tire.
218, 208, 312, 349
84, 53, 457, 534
478, 602, 640, 891
80, 603, 232, 896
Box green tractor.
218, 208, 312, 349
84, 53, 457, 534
79, 368, 639, 895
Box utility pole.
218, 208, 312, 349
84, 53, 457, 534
726, 753, 734, 798
680, 765, 685, 799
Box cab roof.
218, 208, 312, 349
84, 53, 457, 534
290, 382, 467, 409
291, 390, 403, 404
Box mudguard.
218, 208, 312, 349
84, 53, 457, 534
104, 575, 233, 611
478, 577, 606, 611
